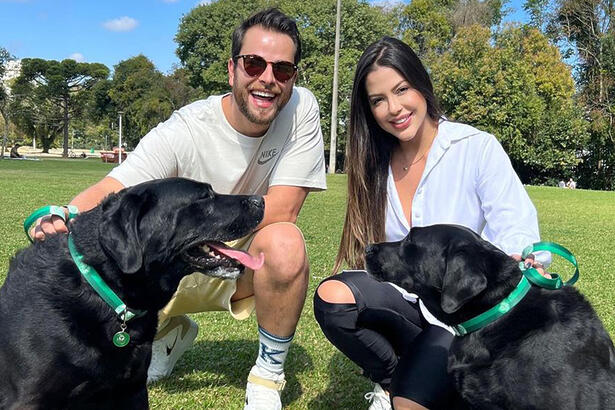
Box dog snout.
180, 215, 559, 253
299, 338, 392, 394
243, 196, 264, 210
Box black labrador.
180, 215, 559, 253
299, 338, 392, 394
0, 177, 264, 409
365, 224, 615, 410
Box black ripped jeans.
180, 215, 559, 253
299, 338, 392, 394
314, 270, 457, 409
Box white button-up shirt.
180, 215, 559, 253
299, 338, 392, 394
385, 120, 548, 264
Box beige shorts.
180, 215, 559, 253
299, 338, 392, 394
158, 232, 256, 323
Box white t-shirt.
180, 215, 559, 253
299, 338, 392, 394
385, 120, 548, 264
109, 86, 327, 196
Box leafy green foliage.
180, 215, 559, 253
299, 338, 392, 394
107, 56, 172, 148
10, 58, 108, 154
400, 0, 455, 57
92, 56, 203, 149
551, 0, 615, 189
431, 25, 588, 183
0, 47, 13, 106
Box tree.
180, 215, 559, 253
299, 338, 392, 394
552, 0, 615, 189
1, 47, 14, 158
163, 67, 204, 111
399, 0, 456, 58
9, 92, 64, 153
11, 58, 108, 155
524, 0, 551, 29
451, 0, 506, 29
107, 56, 177, 148
431, 25, 587, 182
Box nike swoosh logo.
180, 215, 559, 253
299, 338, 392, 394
166, 329, 179, 356
257, 155, 277, 165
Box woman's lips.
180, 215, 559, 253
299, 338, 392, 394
390, 113, 412, 130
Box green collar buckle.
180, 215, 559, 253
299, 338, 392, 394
520, 241, 579, 290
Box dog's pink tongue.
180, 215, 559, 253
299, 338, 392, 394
208, 243, 265, 271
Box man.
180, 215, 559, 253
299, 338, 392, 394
10, 143, 22, 158
34, 8, 326, 409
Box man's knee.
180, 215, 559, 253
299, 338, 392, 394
251, 223, 308, 284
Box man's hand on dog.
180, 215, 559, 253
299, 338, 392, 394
31, 212, 69, 241
510, 253, 551, 279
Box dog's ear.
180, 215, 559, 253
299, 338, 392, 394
99, 191, 149, 274
441, 247, 487, 314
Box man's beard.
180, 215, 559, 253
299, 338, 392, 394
232, 78, 292, 126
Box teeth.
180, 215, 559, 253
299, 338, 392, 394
202, 245, 210, 252
394, 116, 408, 124
252, 91, 275, 98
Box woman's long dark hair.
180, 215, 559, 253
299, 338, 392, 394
333, 37, 443, 272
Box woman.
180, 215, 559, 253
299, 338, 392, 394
313, 37, 548, 410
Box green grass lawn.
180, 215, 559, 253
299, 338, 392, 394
1, 158, 614, 409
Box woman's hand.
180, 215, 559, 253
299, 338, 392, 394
511, 253, 551, 279
31, 212, 70, 241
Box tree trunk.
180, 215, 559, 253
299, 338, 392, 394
62, 95, 69, 158
1, 109, 8, 159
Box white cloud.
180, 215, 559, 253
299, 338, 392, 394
196, 0, 212, 5
102, 16, 139, 32
69, 53, 85, 62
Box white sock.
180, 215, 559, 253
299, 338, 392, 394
255, 326, 293, 375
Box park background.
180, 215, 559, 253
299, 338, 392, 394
1, 0, 614, 189
1, 0, 615, 408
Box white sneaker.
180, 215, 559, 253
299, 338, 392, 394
147, 315, 198, 384
244, 365, 286, 410
365, 383, 392, 410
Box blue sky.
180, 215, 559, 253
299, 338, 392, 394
1, 0, 530, 75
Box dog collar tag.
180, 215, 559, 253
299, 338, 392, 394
113, 331, 130, 347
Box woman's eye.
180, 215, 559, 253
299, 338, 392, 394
396, 86, 409, 94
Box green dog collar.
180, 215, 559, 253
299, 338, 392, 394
68, 234, 145, 347
453, 275, 531, 336
24, 207, 144, 347
453, 241, 579, 336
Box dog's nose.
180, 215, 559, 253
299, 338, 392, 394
244, 196, 264, 209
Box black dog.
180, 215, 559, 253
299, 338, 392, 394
366, 224, 615, 409
0, 178, 264, 409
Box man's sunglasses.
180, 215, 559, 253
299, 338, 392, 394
234, 54, 298, 83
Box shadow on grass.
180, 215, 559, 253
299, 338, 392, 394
153, 339, 313, 405
307, 351, 371, 409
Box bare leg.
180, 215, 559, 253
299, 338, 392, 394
392, 397, 429, 410
233, 222, 309, 337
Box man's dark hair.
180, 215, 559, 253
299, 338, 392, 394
232, 8, 301, 64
